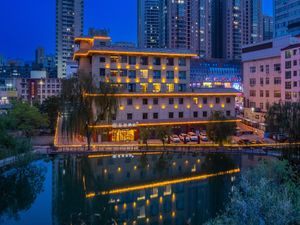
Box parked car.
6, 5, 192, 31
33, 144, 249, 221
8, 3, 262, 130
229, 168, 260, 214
179, 133, 190, 142
238, 139, 250, 145
187, 132, 198, 142
170, 135, 180, 143
200, 133, 208, 142
272, 133, 287, 142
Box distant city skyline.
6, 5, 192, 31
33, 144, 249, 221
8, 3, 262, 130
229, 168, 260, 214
0, 0, 273, 60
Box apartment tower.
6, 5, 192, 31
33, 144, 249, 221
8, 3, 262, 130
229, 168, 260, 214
56, 0, 84, 78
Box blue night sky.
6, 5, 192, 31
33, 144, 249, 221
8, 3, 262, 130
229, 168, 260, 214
0, 0, 273, 61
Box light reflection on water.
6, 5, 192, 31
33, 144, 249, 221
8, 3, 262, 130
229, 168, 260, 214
0, 153, 269, 225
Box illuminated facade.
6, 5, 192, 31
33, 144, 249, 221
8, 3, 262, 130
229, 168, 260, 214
74, 36, 239, 142
242, 36, 300, 127
190, 59, 242, 90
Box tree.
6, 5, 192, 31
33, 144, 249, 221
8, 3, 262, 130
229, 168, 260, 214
205, 159, 300, 225
6, 101, 48, 137
139, 127, 152, 149
39, 96, 61, 133
61, 72, 118, 150
266, 102, 300, 141
206, 111, 236, 146
155, 126, 171, 150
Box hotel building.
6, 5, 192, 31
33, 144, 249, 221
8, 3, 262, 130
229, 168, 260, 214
73, 36, 239, 142
242, 36, 300, 128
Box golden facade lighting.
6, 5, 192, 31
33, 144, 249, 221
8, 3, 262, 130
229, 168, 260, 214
119, 105, 125, 110
161, 104, 166, 109
96, 168, 240, 196
117, 64, 121, 69
135, 65, 140, 69
186, 104, 191, 109
105, 64, 110, 69
126, 65, 130, 69
149, 65, 153, 70
148, 105, 153, 110
135, 105, 140, 110
162, 65, 166, 70
198, 104, 203, 108
210, 104, 214, 108
84, 92, 239, 97
221, 103, 225, 108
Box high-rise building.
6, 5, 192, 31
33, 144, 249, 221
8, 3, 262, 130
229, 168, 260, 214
56, 0, 84, 78
137, 0, 199, 53
273, 0, 300, 38
263, 15, 273, 41
138, 0, 263, 60
241, 0, 263, 45
35, 47, 45, 65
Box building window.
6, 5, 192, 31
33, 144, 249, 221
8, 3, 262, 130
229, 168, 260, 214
250, 66, 256, 73
140, 57, 148, 65
128, 83, 136, 92
99, 57, 106, 63
120, 69, 127, 77
142, 113, 148, 120
128, 70, 136, 78
153, 57, 161, 66
153, 98, 159, 105
274, 77, 281, 85
178, 112, 184, 118
260, 65, 264, 72
285, 71, 291, 79
293, 60, 297, 66
153, 113, 159, 119
285, 61, 291, 69
166, 71, 174, 79
203, 97, 207, 104
140, 83, 148, 93
193, 111, 198, 118
266, 65, 269, 74
250, 90, 256, 97
266, 90, 270, 97
260, 78, 264, 86
274, 64, 281, 72
285, 92, 292, 100
142, 98, 148, 105
226, 111, 231, 117
260, 90, 264, 97
169, 98, 174, 105
215, 97, 220, 104
153, 70, 161, 79
175, 98, 183, 106
100, 68, 105, 76
203, 111, 207, 117
127, 98, 133, 105
178, 84, 186, 92
249, 78, 256, 87
179, 71, 186, 80
166, 58, 174, 66
266, 77, 269, 85
293, 71, 297, 77
274, 91, 281, 98
140, 70, 148, 78
179, 58, 186, 66
129, 56, 136, 65
153, 83, 161, 93
169, 112, 174, 119
285, 50, 291, 59
285, 82, 292, 89
127, 113, 133, 120
121, 56, 127, 63
166, 83, 174, 93
294, 81, 297, 87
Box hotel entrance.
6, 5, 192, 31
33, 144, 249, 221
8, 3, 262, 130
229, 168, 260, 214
111, 129, 137, 142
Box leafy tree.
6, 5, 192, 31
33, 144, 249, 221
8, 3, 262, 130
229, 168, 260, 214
139, 127, 152, 149
206, 111, 236, 146
266, 102, 300, 141
205, 159, 300, 225
61, 72, 118, 150
155, 126, 171, 149
39, 96, 61, 133
6, 101, 48, 137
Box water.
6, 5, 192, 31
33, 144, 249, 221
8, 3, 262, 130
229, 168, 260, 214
0, 152, 270, 225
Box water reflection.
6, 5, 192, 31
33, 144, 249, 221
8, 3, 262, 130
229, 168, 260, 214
0, 153, 268, 225
0, 163, 46, 222
52, 153, 243, 225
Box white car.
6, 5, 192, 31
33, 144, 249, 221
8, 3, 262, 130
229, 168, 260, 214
187, 132, 198, 142
170, 135, 180, 143
179, 133, 191, 142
